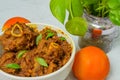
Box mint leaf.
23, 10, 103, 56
65, 17, 87, 36
50, 0, 66, 24
35, 57, 48, 67
6, 63, 20, 69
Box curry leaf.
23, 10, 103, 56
36, 34, 42, 45
35, 57, 48, 67
6, 63, 20, 69
50, 0, 66, 24
17, 50, 27, 59
46, 32, 54, 40
65, 17, 87, 36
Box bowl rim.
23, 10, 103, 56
0, 23, 76, 79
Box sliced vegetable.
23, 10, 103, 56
46, 32, 54, 40
11, 23, 23, 37
60, 37, 66, 41
36, 34, 42, 45
46, 30, 52, 33
2, 16, 30, 31
35, 57, 48, 67
17, 50, 27, 59
6, 63, 20, 69
49, 42, 60, 50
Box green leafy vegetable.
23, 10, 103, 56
109, 9, 120, 25
82, 0, 98, 6
6, 63, 20, 69
50, 0, 66, 24
36, 34, 42, 45
50, 0, 120, 36
71, 0, 83, 17
35, 57, 48, 67
67, 0, 83, 19
60, 37, 66, 41
17, 50, 27, 59
108, 0, 120, 9
65, 17, 87, 36
46, 32, 54, 40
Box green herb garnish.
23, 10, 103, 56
36, 34, 42, 45
60, 37, 66, 41
46, 30, 52, 33
6, 63, 20, 69
17, 50, 27, 59
35, 57, 48, 67
46, 32, 54, 40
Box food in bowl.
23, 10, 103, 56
0, 22, 72, 77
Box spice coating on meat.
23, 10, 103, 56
0, 23, 72, 77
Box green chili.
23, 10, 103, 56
60, 37, 66, 41
46, 32, 54, 40
6, 63, 20, 69
36, 34, 42, 45
17, 50, 27, 59
35, 57, 48, 67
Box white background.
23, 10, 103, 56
0, 0, 120, 80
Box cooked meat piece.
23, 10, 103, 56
0, 52, 16, 74
0, 52, 15, 66
0, 22, 38, 51
0, 23, 72, 77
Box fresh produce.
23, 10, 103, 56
72, 46, 110, 80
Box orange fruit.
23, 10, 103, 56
72, 46, 110, 80
2, 16, 30, 31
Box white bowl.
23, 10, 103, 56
0, 23, 76, 80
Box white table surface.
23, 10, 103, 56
0, 0, 120, 80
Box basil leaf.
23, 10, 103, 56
109, 9, 120, 25
50, 0, 66, 24
46, 32, 54, 40
65, 17, 87, 36
35, 57, 48, 67
60, 37, 66, 41
6, 63, 20, 69
36, 34, 42, 45
17, 50, 27, 59
71, 0, 83, 17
